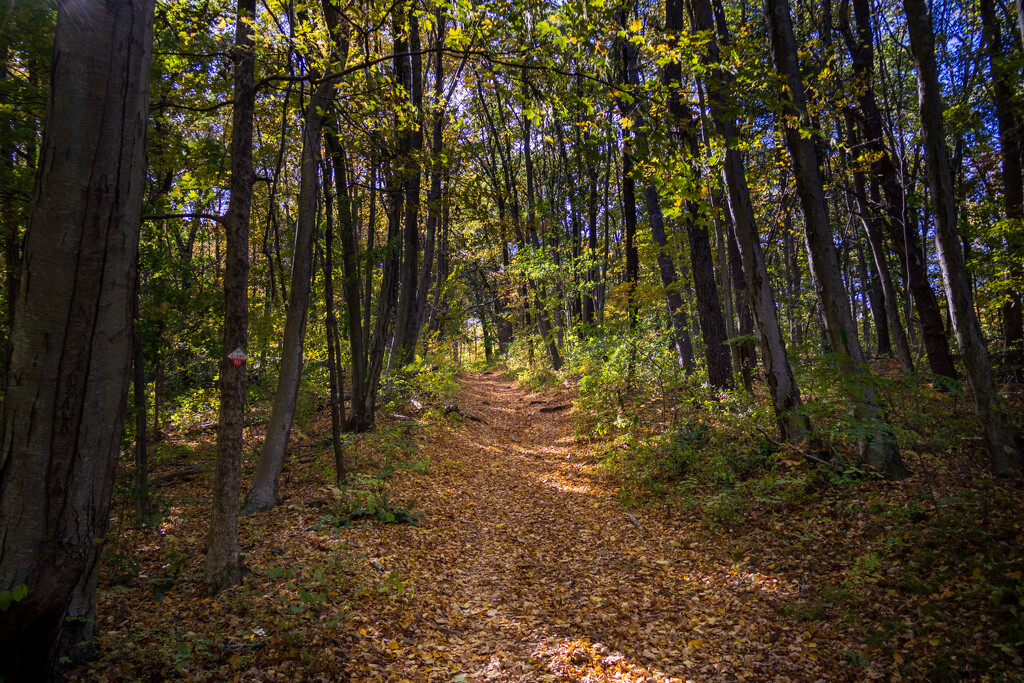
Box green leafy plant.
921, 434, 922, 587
0, 583, 28, 613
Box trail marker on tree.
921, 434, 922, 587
228, 347, 247, 368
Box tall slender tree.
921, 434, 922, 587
203, 0, 257, 595
902, 0, 1023, 475
692, 0, 812, 443
242, 0, 349, 514
765, 0, 907, 477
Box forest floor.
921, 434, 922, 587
74, 370, 1023, 682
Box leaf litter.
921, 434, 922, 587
71, 371, 1024, 681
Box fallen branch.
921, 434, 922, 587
539, 404, 571, 413
148, 465, 200, 487
442, 403, 487, 423
756, 428, 833, 467
625, 513, 646, 533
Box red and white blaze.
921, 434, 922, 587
228, 347, 247, 368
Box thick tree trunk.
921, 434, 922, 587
243, 101, 325, 514
903, 0, 1023, 475
766, 0, 907, 476
694, 0, 810, 442
1017, 0, 1024, 50
242, 2, 347, 514
205, 0, 256, 593
0, 0, 154, 675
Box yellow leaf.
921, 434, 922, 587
629, 18, 643, 32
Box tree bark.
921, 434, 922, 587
766, 0, 907, 476
205, 0, 257, 592
391, 5, 423, 367
845, 115, 915, 372
663, 0, 731, 388
414, 11, 447, 346
321, 170, 346, 482
133, 270, 150, 521
1017, 0, 1024, 49
839, 0, 956, 380
523, 99, 563, 371
0, 0, 154, 674
903, 0, 1023, 475
242, 1, 347, 515
694, 0, 811, 442
324, 132, 370, 431
979, 0, 1023, 352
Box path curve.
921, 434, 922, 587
342, 371, 852, 682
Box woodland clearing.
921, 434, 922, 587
71, 370, 1024, 682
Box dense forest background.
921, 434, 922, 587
1, 0, 1023, 678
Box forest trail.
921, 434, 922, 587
342, 371, 855, 682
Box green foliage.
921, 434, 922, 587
0, 583, 28, 613
324, 478, 422, 526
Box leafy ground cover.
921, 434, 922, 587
71, 370, 1023, 681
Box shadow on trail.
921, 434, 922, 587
343, 372, 856, 682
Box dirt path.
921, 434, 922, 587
341, 372, 853, 681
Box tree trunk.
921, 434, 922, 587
839, 0, 956, 380
1017, 0, 1024, 49
324, 132, 369, 431
242, 1, 347, 514
392, 5, 423, 368
0, 0, 154, 674
644, 185, 697, 372
980, 0, 1023, 353
321, 171, 346, 482
846, 116, 915, 372
617, 7, 640, 332
694, 0, 811, 442
133, 270, 150, 521
726, 221, 757, 392
766, 0, 907, 476
523, 82, 563, 371
903, 0, 1023, 475
663, 0, 731, 388
415, 11, 446, 345
205, 0, 257, 592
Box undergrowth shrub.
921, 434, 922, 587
504, 335, 560, 389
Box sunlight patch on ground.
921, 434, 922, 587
529, 636, 687, 682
